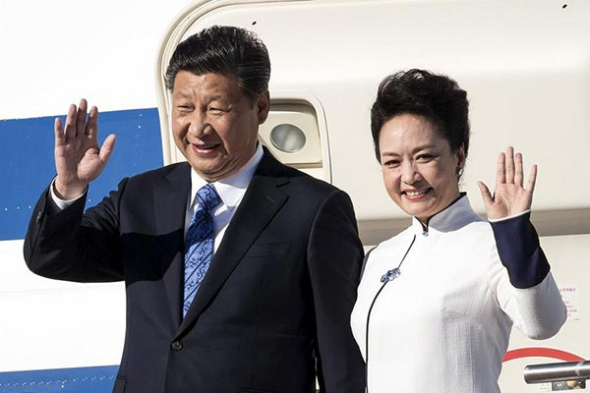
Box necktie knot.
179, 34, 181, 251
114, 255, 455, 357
196, 184, 220, 213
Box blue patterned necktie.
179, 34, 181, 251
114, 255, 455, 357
183, 183, 221, 318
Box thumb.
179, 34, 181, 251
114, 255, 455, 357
99, 134, 117, 164
477, 181, 493, 209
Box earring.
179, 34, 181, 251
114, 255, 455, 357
457, 167, 464, 177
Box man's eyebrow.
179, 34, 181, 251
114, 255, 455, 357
173, 90, 192, 99
205, 94, 225, 102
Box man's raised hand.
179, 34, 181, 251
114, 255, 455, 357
54, 99, 116, 199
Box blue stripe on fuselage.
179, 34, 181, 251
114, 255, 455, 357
0, 108, 164, 241
0, 365, 118, 392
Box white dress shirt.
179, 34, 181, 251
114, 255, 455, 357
350, 195, 566, 393
186, 143, 263, 252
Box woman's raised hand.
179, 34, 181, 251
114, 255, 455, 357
478, 146, 536, 220
54, 99, 116, 199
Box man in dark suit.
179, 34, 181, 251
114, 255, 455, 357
24, 26, 365, 392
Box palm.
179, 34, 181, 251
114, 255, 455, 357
54, 99, 116, 199
478, 146, 536, 220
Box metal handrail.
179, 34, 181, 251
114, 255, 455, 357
524, 360, 590, 384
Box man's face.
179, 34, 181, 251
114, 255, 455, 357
171, 71, 270, 181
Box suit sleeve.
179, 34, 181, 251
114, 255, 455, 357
23, 179, 128, 283
488, 214, 566, 339
307, 190, 366, 393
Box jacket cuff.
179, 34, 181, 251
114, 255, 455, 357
490, 212, 550, 289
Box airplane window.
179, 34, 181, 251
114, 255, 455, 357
270, 124, 307, 153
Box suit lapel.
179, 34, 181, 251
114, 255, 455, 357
177, 151, 290, 335
154, 163, 191, 328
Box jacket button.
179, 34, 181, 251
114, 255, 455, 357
171, 340, 183, 351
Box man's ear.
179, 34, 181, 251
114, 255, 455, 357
256, 90, 271, 124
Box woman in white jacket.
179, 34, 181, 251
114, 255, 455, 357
351, 69, 566, 393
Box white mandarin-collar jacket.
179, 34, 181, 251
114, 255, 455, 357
351, 195, 566, 393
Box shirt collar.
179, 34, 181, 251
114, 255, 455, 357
189, 143, 264, 210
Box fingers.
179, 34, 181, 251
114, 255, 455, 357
499, 146, 529, 186
54, 117, 64, 147
505, 146, 536, 191
496, 151, 506, 185
60, 99, 97, 142
63, 104, 78, 141
505, 146, 515, 183
514, 152, 524, 186
75, 98, 88, 136
527, 164, 537, 194
86, 105, 99, 140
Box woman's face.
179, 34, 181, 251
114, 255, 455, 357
379, 114, 465, 224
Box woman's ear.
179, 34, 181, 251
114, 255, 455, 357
456, 144, 466, 175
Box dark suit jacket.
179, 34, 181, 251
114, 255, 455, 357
24, 150, 365, 393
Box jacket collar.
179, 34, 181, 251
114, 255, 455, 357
411, 193, 484, 235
